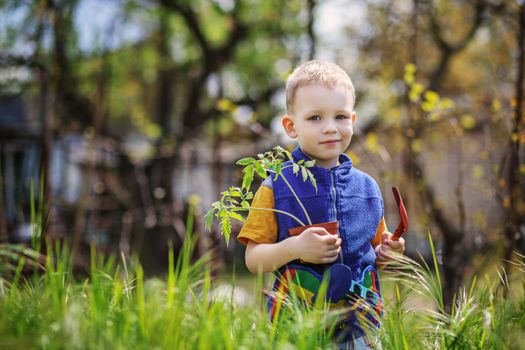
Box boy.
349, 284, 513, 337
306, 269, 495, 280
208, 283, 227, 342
237, 60, 405, 348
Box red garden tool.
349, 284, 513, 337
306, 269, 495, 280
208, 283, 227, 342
391, 187, 408, 241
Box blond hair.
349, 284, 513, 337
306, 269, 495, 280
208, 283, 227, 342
285, 60, 355, 114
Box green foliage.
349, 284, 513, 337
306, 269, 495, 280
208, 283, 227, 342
1, 230, 525, 349
29, 173, 47, 253
0, 225, 338, 349
380, 235, 525, 350
0, 244, 41, 279
205, 146, 317, 244
404, 64, 455, 122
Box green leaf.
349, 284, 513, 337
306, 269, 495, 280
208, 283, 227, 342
228, 198, 239, 205
292, 163, 299, 174
304, 160, 316, 168
275, 163, 282, 177
236, 157, 255, 166
245, 192, 254, 200
300, 167, 308, 182
229, 189, 242, 197
220, 217, 232, 243
204, 209, 214, 231
297, 159, 304, 165
229, 212, 245, 223
308, 172, 318, 192
241, 201, 250, 208
242, 165, 254, 191
261, 158, 272, 168
274, 146, 292, 160
254, 162, 267, 178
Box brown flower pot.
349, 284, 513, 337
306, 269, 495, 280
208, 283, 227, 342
288, 221, 339, 236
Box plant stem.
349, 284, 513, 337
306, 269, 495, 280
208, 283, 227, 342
231, 206, 306, 227
268, 167, 312, 225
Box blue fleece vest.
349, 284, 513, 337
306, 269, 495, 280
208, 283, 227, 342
272, 147, 384, 279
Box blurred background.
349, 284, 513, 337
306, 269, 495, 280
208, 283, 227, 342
0, 0, 523, 304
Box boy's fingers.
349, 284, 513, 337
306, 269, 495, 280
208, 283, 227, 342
307, 227, 330, 235
383, 237, 405, 253
323, 255, 338, 263
381, 232, 392, 243
375, 245, 389, 258
389, 243, 404, 251
381, 233, 406, 250
324, 253, 339, 261
376, 251, 393, 262
377, 246, 404, 261
384, 241, 402, 249
321, 234, 339, 244
326, 246, 341, 255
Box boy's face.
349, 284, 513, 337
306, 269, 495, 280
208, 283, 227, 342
282, 84, 356, 168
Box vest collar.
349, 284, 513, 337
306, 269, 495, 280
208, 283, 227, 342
291, 147, 353, 170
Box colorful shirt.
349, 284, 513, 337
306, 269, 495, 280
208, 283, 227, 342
237, 184, 387, 248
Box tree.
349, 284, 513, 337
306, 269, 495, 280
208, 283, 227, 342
0, 0, 316, 267
345, 0, 518, 306
500, 1, 525, 272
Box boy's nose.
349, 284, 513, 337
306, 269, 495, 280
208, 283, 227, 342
322, 122, 337, 134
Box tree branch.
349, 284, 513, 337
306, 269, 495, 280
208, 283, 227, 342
306, 0, 316, 60
427, 0, 487, 90
160, 0, 211, 58
163, 1, 249, 139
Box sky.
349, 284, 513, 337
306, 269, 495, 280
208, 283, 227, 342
1, 0, 377, 127
0, 0, 368, 61
75, 0, 147, 52
73, 0, 367, 54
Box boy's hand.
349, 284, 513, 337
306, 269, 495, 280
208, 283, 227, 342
375, 232, 405, 267
292, 227, 342, 264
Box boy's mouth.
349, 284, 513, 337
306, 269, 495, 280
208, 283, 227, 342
320, 139, 341, 145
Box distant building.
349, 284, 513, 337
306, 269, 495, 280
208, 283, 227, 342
0, 93, 42, 242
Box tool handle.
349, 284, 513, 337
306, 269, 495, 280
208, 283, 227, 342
392, 226, 405, 241
391, 186, 408, 241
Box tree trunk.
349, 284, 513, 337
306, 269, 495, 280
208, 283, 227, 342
403, 0, 487, 309
502, 2, 525, 273
306, 0, 316, 60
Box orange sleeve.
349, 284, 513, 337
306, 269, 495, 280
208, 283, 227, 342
371, 216, 388, 247
237, 186, 278, 246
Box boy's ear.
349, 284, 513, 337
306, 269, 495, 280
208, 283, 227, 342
282, 115, 297, 138
351, 111, 357, 123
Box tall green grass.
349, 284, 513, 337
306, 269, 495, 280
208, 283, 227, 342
1, 228, 524, 349
378, 234, 525, 350
0, 200, 338, 349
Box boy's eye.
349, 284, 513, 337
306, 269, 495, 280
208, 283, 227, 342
335, 114, 348, 120
308, 115, 321, 121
